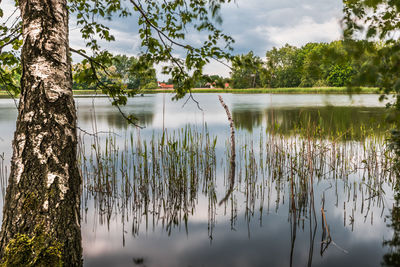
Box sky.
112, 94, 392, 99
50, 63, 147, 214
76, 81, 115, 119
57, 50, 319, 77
1, 0, 344, 79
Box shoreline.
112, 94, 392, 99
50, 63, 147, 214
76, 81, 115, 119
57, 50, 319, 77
143, 87, 379, 94
0, 87, 380, 97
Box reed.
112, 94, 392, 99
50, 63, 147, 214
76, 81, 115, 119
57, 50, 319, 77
75, 119, 396, 243
78, 125, 218, 235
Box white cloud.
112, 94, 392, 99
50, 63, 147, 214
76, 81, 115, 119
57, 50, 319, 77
203, 60, 231, 78
69, 25, 142, 57
1, 1, 19, 21
265, 16, 342, 47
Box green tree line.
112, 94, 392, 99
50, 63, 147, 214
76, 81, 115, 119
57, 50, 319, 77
230, 40, 376, 89
0, 40, 388, 92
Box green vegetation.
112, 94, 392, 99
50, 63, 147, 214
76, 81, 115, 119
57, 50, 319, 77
343, 0, 400, 111
230, 51, 263, 89
73, 54, 158, 91
0, 39, 385, 96
0, 39, 390, 96
79, 126, 218, 232
0, 0, 235, 124
139, 87, 378, 94
230, 41, 366, 89
0, 87, 379, 98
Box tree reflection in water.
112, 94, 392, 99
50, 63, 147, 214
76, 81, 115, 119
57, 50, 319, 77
232, 106, 394, 140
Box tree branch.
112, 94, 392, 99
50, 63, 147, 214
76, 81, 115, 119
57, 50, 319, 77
70, 47, 144, 129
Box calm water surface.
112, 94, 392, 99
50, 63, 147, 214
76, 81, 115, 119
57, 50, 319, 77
0, 94, 398, 267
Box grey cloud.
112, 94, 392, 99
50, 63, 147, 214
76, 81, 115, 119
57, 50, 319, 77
67, 0, 343, 58
2, 0, 345, 75
83, 209, 387, 267
219, 0, 343, 56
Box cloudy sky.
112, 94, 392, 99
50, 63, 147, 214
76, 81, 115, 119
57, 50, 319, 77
2, 0, 344, 78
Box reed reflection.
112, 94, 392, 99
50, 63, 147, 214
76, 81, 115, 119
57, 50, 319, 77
78, 119, 395, 266
0, 95, 395, 266
79, 126, 218, 241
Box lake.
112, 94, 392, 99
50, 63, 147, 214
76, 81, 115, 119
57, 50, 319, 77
0, 93, 398, 267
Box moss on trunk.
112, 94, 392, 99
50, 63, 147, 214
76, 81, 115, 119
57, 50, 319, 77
1, 230, 62, 266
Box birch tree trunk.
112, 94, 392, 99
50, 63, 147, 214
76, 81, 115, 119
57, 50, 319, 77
0, 0, 82, 265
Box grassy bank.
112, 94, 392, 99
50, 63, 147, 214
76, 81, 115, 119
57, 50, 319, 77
0, 87, 379, 97
143, 87, 379, 94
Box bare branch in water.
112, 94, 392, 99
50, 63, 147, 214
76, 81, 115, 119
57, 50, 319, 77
218, 95, 236, 206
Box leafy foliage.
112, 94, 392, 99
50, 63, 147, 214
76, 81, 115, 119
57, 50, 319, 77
265, 44, 301, 88
343, 0, 400, 109
0, 0, 235, 124
73, 54, 157, 90
327, 64, 355, 87
67, 0, 235, 101
230, 51, 263, 89
230, 41, 361, 89
0, 2, 22, 97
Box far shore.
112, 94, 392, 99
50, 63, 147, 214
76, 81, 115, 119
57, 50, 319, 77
143, 87, 379, 94
0, 87, 380, 97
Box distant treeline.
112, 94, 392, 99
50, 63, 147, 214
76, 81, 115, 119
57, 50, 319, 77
76, 41, 366, 91
166, 40, 380, 90
229, 40, 378, 89
0, 41, 383, 92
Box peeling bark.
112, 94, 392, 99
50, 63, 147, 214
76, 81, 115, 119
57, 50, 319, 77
0, 0, 82, 265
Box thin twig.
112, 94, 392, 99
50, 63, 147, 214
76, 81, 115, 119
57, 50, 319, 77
71, 48, 144, 128
70, 47, 111, 76
77, 126, 121, 137
182, 92, 203, 111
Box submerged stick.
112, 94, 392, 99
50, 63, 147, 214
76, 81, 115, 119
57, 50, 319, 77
218, 95, 236, 206
321, 207, 331, 241
320, 204, 332, 256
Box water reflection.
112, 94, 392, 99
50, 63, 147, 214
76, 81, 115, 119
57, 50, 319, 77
80, 123, 394, 266
232, 109, 264, 132
233, 106, 393, 138
0, 94, 397, 266
75, 94, 392, 138
76, 96, 155, 129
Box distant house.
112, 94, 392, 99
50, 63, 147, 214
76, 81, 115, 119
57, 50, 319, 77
205, 82, 216, 88
158, 81, 174, 89
205, 82, 230, 89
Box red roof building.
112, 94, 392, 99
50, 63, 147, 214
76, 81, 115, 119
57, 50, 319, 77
158, 82, 174, 89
